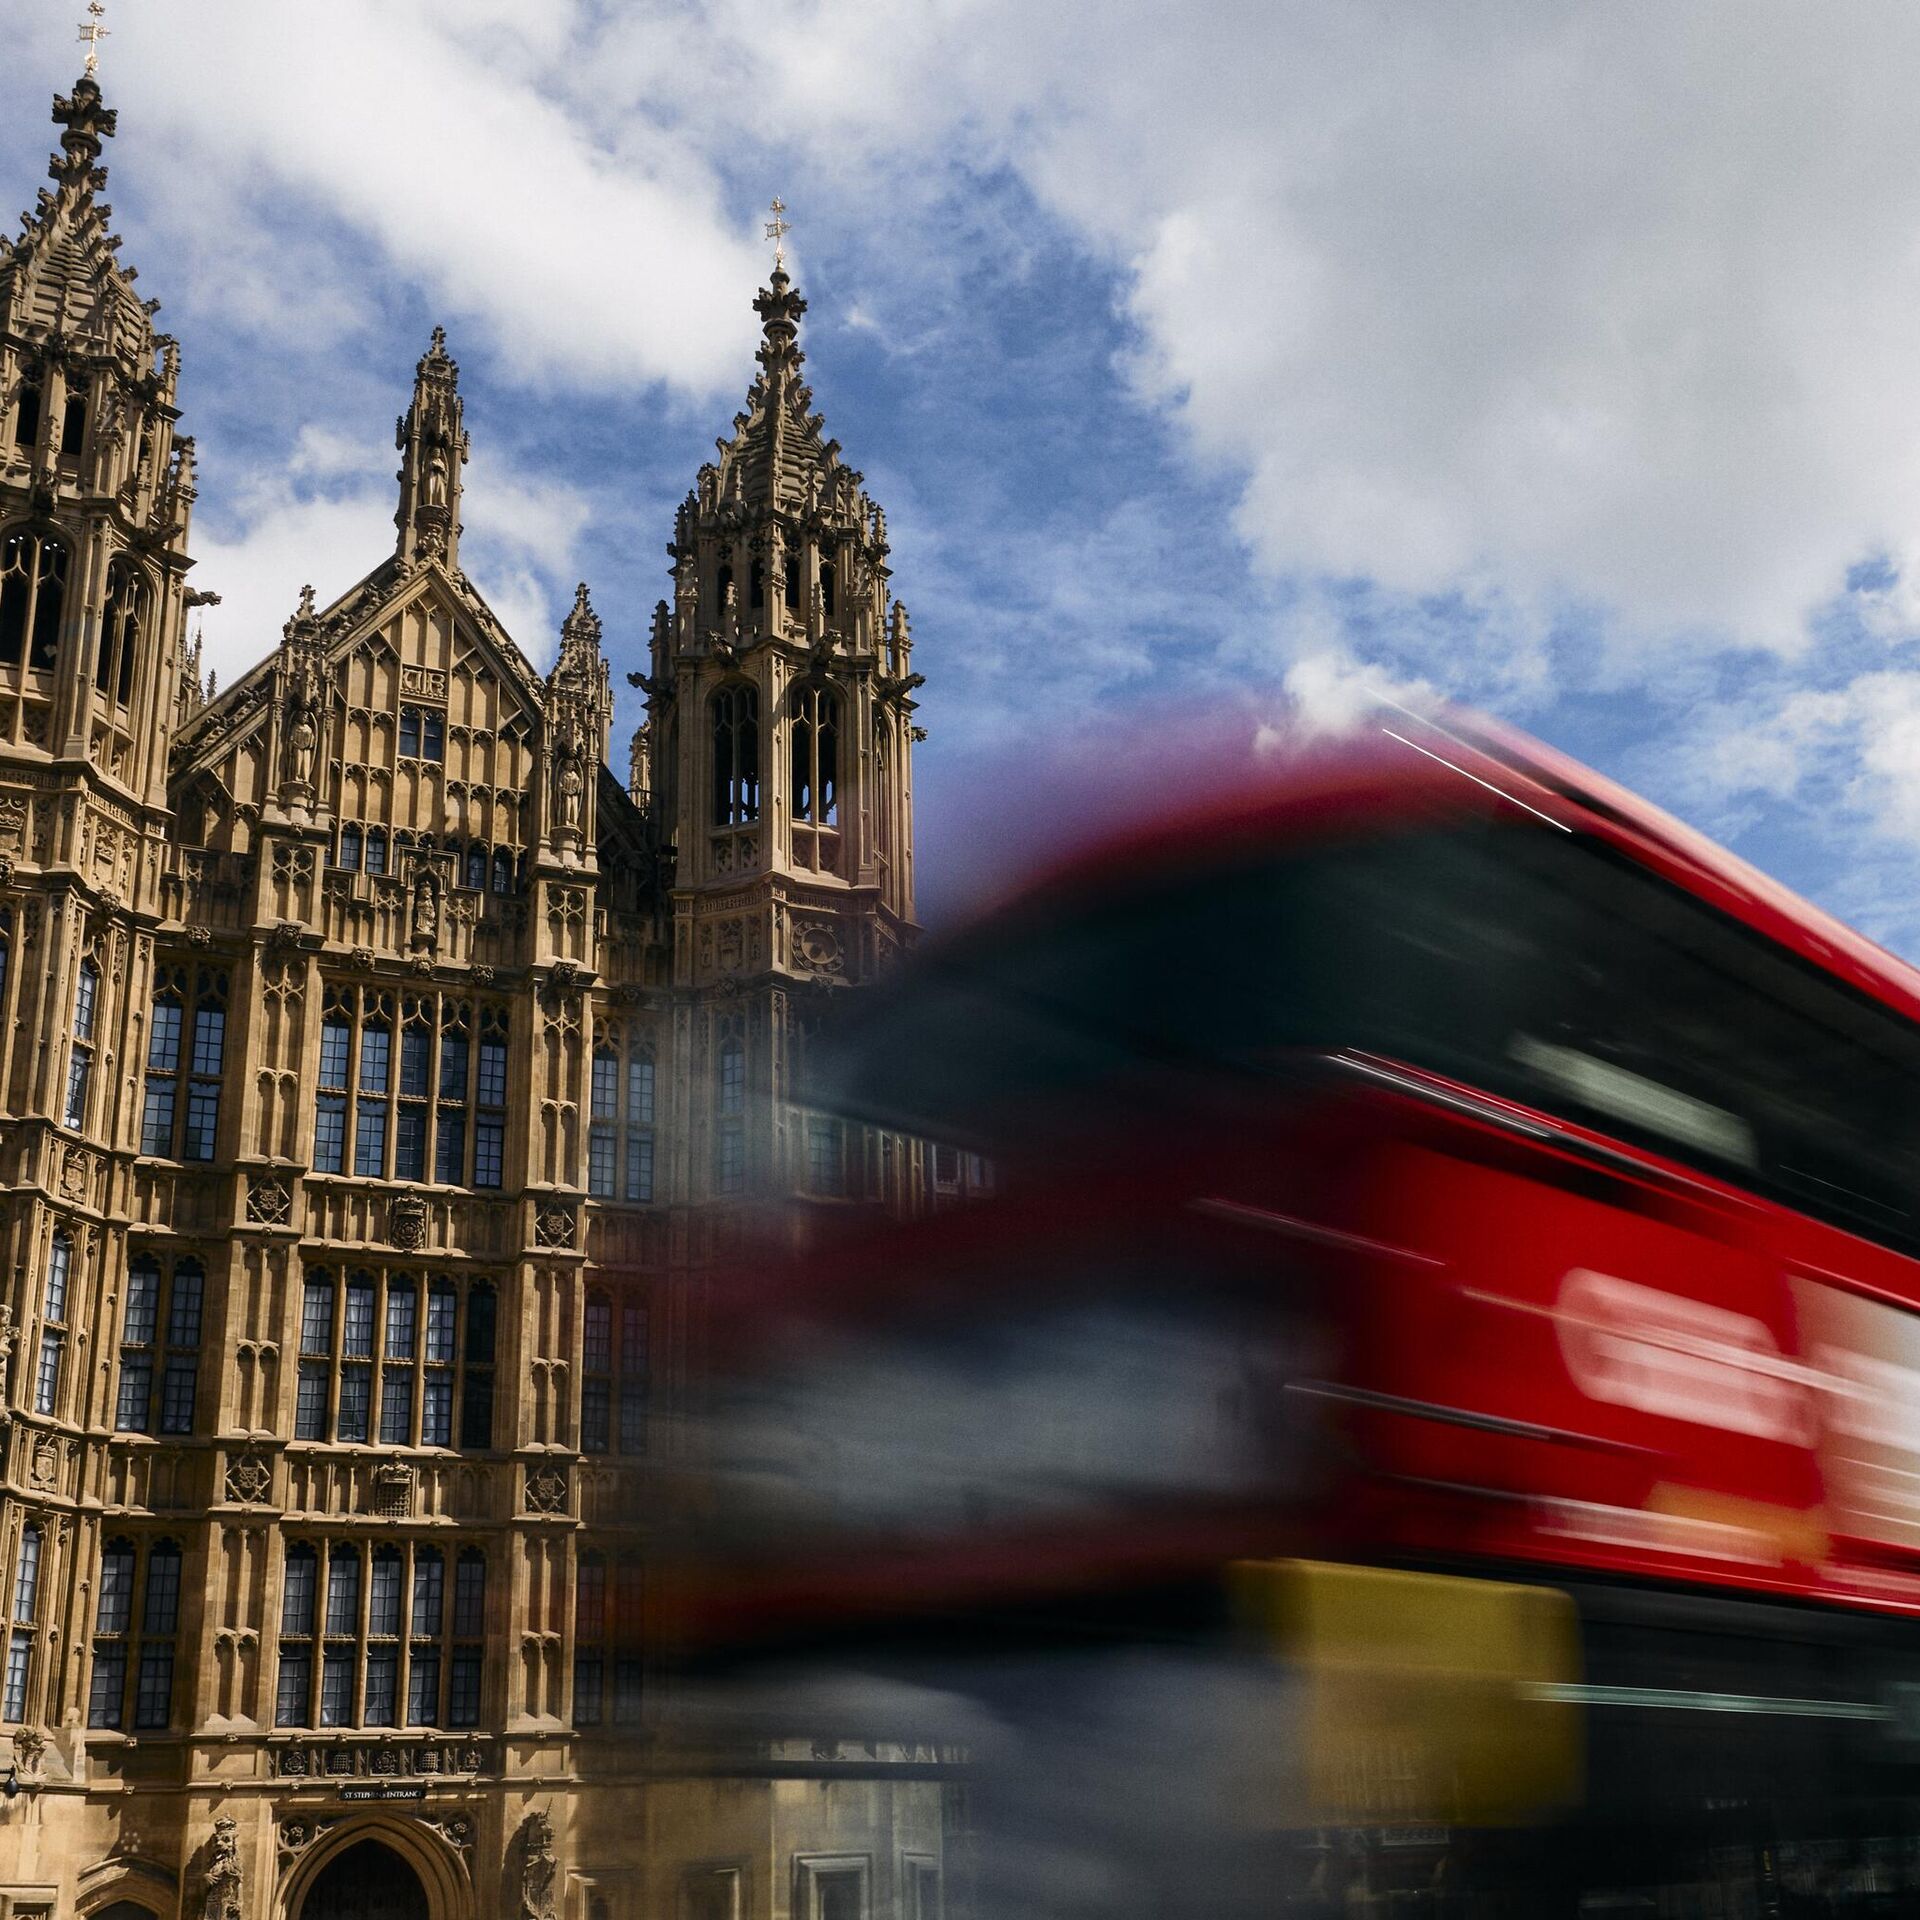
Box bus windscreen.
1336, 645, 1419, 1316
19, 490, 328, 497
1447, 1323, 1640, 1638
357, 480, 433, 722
821, 821, 1920, 1252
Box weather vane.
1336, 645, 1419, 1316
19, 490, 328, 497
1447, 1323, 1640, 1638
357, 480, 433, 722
77, 1, 109, 77
765, 197, 791, 273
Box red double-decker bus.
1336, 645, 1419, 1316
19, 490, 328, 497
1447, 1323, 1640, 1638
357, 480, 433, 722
674, 714, 1920, 1918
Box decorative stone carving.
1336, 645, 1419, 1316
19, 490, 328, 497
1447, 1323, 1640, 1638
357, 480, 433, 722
187, 924, 212, 948
534, 1205, 575, 1250
60, 1147, 92, 1202
430, 1811, 474, 1852
11, 1725, 46, 1775
371, 1460, 413, 1518
389, 1191, 429, 1252
519, 1809, 560, 1920
201, 1813, 243, 1920
245, 1174, 292, 1225
224, 1454, 272, 1505
796, 920, 845, 975
29, 1439, 58, 1490
525, 1465, 568, 1515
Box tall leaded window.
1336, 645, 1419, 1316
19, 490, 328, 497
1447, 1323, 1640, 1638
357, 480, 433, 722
0, 528, 69, 671
114, 1252, 204, 1435
88, 1536, 180, 1731
277, 1539, 485, 1729
821, 557, 837, 618
589, 1050, 618, 1198
365, 828, 389, 877
588, 1033, 657, 1205
580, 1290, 650, 1456
65, 953, 98, 1129
141, 965, 227, 1160
96, 559, 147, 707
34, 1231, 70, 1416
806, 1116, 848, 1198
475, 1007, 508, 1190
715, 1029, 746, 1195
791, 684, 841, 826
294, 1265, 495, 1451
314, 986, 509, 1190
572, 1548, 644, 1728
3, 1523, 40, 1722
711, 683, 760, 827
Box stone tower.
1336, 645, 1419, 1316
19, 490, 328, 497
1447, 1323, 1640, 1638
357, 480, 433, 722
0, 50, 208, 1815
642, 264, 924, 1223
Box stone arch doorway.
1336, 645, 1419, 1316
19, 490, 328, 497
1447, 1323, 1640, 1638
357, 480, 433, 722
297, 1839, 431, 1920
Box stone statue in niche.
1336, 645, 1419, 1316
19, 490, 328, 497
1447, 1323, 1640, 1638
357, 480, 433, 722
554, 726, 585, 836
425, 440, 450, 507
411, 868, 440, 950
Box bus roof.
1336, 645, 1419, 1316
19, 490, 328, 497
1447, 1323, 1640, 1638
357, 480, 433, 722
988, 708, 1920, 1035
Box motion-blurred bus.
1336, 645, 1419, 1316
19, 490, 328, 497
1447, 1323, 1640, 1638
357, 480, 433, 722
671, 714, 1920, 1918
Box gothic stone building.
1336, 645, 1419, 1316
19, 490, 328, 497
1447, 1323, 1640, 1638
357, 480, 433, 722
0, 68, 943, 1920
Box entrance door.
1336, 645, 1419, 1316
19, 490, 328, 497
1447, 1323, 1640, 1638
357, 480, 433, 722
299, 1839, 431, 1920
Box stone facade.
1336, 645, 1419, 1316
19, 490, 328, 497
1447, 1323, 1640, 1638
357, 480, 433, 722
0, 68, 945, 1920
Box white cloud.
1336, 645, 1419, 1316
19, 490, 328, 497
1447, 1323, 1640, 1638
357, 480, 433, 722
79, 2, 766, 397
587, 0, 1920, 663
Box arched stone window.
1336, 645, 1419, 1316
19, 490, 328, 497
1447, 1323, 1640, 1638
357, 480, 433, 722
710, 683, 760, 827
465, 843, 487, 890
792, 684, 840, 826
11, 368, 42, 457
821, 558, 836, 618
0, 527, 69, 670
96, 559, 147, 706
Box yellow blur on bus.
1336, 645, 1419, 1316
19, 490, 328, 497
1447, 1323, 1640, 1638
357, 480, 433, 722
1231, 1560, 1584, 1828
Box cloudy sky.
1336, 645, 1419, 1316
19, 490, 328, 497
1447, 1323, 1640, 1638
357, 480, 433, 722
12, 1, 1920, 943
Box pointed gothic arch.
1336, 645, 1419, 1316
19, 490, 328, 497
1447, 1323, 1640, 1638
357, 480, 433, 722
97, 556, 150, 705
710, 682, 760, 827
282, 1819, 464, 1920
0, 522, 69, 670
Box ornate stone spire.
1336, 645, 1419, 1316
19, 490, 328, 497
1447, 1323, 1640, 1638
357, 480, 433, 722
274, 583, 330, 815
544, 583, 611, 859
753, 266, 807, 381
394, 326, 468, 570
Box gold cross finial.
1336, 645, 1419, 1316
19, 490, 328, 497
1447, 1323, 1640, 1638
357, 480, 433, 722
77, 1, 109, 76
765, 197, 791, 272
